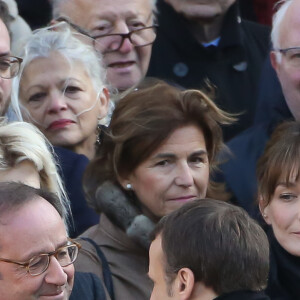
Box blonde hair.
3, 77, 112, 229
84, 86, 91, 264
0, 119, 70, 221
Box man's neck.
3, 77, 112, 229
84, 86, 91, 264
187, 15, 225, 44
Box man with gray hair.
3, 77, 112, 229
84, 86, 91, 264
217, 0, 299, 218
51, 0, 157, 91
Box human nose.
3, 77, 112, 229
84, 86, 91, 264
117, 34, 134, 53
47, 91, 68, 113
44, 256, 68, 286
114, 22, 134, 53
174, 162, 194, 187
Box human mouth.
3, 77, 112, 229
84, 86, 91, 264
108, 61, 135, 70
39, 290, 65, 300
167, 195, 197, 202
47, 119, 75, 130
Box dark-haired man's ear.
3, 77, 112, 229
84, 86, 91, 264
175, 268, 195, 299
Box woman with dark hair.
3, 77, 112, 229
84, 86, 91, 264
75, 79, 233, 300
257, 121, 300, 300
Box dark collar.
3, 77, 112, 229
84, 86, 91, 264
156, 1, 244, 58
267, 228, 300, 299
214, 290, 270, 300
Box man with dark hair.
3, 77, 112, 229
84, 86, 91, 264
149, 199, 270, 300
0, 182, 107, 300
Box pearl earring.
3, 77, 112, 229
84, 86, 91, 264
263, 213, 267, 218
126, 183, 132, 190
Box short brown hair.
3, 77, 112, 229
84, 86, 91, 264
84, 79, 233, 205
257, 121, 300, 208
153, 199, 269, 295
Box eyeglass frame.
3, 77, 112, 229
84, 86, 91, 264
53, 16, 92, 38
92, 25, 158, 53
274, 47, 300, 66
53, 17, 158, 53
276, 46, 300, 55
0, 55, 23, 79
0, 238, 81, 276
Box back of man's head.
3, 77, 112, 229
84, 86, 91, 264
153, 199, 269, 295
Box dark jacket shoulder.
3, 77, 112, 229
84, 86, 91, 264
54, 146, 99, 237
70, 272, 107, 300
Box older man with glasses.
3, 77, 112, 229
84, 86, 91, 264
217, 0, 300, 219
0, 182, 108, 300
51, 0, 157, 92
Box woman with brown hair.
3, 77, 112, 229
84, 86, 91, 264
257, 121, 300, 300
75, 79, 233, 300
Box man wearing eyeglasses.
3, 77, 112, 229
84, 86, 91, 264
51, 0, 157, 91
216, 0, 300, 218
0, 182, 107, 300
0, 5, 22, 116
0, 182, 76, 299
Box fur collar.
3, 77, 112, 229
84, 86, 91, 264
95, 181, 155, 249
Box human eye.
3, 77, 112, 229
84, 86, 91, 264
0, 59, 10, 71
128, 20, 146, 30
189, 154, 207, 166
155, 160, 170, 167
64, 85, 82, 94
28, 92, 46, 103
279, 193, 297, 201
286, 48, 300, 65
92, 22, 112, 36
56, 247, 69, 259
28, 255, 46, 272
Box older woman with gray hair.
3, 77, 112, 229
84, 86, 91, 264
10, 23, 110, 236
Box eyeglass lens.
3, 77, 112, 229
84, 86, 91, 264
283, 48, 300, 68
94, 27, 156, 53
28, 244, 78, 276
0, 57, 21, 79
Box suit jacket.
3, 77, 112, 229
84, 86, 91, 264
148, 1, 270, 140
70, 272, 107, 300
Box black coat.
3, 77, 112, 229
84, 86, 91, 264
267, 229, 300, 300
70, 272, 107, 300
54, 146, 99, 237
215, 90, 292, 218
214, 290, 270, 300
147, 1, 270, 140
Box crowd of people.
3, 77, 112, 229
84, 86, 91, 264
0, 0, 299, 300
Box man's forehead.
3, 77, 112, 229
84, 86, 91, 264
59, 0, 153, 23
278, 1, 300, 48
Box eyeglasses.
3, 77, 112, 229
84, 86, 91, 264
276, 47, 300, 68
0, 55, 23, 79
0, 239, 81, 276
53, 17, 157, 54
92, 26, 158, 53
53, 17, 92, 37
